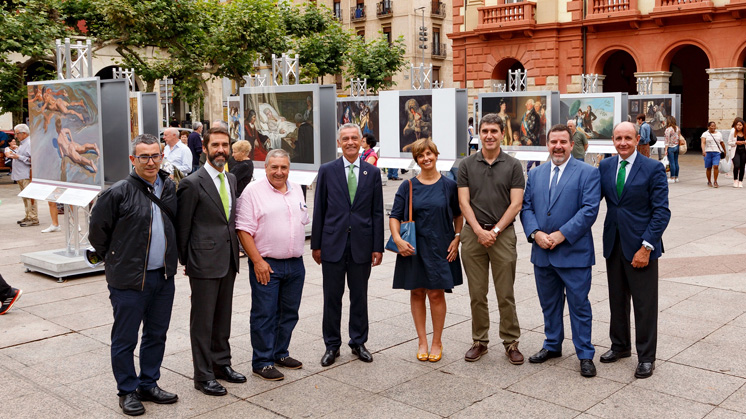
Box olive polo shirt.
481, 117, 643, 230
457, 149, 525, 227
572, 130, 588, 160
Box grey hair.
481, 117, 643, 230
337, 123, 362, 140
193, 121, 203, 130
478, 113, 504, 132
211, 120, 229, 130
566, 120, 576, 127
265, 148, 290, 165
165, 127, 179, 136
132, 133, 160, 155
13, 124, 30, 134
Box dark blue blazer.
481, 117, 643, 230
311, 157, 384, 264
521, 157, 601, 268
599, 153, 671, 261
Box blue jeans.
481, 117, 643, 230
249, 257, 305, 369
667, 145, 679, 177
387, 168, 399, 179
109, 269, 175, 396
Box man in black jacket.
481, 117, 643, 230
89, 134, 179, 416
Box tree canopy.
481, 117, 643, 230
0, 0, 408, 122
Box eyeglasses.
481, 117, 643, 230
133, 154, 163, 164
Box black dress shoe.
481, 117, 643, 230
580, 359, 597, 377
599, 349, 632, 363
136, 386, 178, 404
528, 348, 562, 363
635, 361, 655, 379
119, 392, 145, 416
351, 345, 373, 363
321, 349, 340, 367
214, 365, 247, 383
194, 379, 227, 396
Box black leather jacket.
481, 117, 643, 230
89, 170, 178, 290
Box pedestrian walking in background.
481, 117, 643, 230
664, 116, 681, 184
728, 117, 746, 188
701, 121, 726, 188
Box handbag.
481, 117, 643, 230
710, 133, 726, 159
679, 134, 687, 154
385, 180, 416, 255
720, 155, 732, 173
660, 155, 669, 172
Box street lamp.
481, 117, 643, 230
415, 6, 427, 67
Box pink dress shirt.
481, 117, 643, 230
236, 176, 310, 259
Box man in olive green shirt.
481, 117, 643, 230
568, 120, 588, 161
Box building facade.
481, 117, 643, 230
450, 0, 746, 137
314, 0, 454, 91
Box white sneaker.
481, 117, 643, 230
675, 178, 680, 183
668, 179, 675, 183
734, 181, 739, 188
739, 181, 744, 188
41, 224, 61, 233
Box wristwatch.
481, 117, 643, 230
530, 230, 538, 242
493, 226, 501, 235
643, 243, 653, 251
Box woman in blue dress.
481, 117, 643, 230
389, 138, 463, 363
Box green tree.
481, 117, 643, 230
347, 33, 407, 94
0, 0, 69, 124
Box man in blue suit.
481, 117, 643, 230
312, 123, 384, 367
598, 121, 670, 379
521, 124, 601, 377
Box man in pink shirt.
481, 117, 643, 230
236, 148, 310, 381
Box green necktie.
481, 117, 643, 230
616, 160, 629, 198
218, 172, 229, 220
348, 163, 357, 203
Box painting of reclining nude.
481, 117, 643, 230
481, 94, 552, 146
337, 98, 379, 142
560, 95, 620, 141
243, 91, 314, 163
399, 95, 432, 152
27, 79, 103, 187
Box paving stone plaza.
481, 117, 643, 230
1, 153, 746, 418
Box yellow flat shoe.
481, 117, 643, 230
428, 348, 443, 362
417, 352, 429, 362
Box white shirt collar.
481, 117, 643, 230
620, 150, 638, 166
203, 160, 225, 179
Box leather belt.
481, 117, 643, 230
482, 224, 496, 231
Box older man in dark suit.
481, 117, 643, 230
177, 126, 244, 396
598, 121, 670, 379
311, 123, 384, 367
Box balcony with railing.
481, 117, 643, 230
350, 5, 366, 22
431, 1, 446, 18
377, 0, 393, 17
432, 43, 447, 59
476, 1, 536, 32
586, 0, 641, 21
651, 0, 716, 19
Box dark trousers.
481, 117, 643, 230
606, 236, 658, 363
189, 265, 236, 381
249, 257, 305, 369
733, 149, 746, 182
387, 168, 399, 179
321, 237, 371, 350
0, 273, 10, 298
534, 266, 594, 360
109, 269, 175, 396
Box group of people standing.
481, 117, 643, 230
699, 117, 746, 188
85, 113, 671, 416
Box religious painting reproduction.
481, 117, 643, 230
398, 94, 432, 152
481, 94, 554, 146
560, 95, 619, 140
628, 95, 679, 139
242, 90, 314, 163
129, 96, 139, 142
336, 98, 379, 143
27, 78, 103, 187
228, 96, 241, 142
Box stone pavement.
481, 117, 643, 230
1, 153, 746, 418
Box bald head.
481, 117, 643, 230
612, 121, 639, 160
164, 128, 179, 146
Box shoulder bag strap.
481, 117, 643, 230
407, 179, 413, 222
126, 176, 176, 226
709, 133, 723, 153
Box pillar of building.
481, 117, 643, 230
706, 67, 746, 128
634, 71, 672, 95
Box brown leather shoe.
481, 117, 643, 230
506, 341, 524, 365
464, 342, 488, 362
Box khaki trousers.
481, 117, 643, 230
461, 224, 520, 348
17, 179, 38, 221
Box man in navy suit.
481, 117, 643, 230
312, 123, 384, 367
521, 124, 601, 377
598, 121, 670, 379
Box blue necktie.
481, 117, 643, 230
549, 166, 559, 203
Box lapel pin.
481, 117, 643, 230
363, 171, 368, 175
